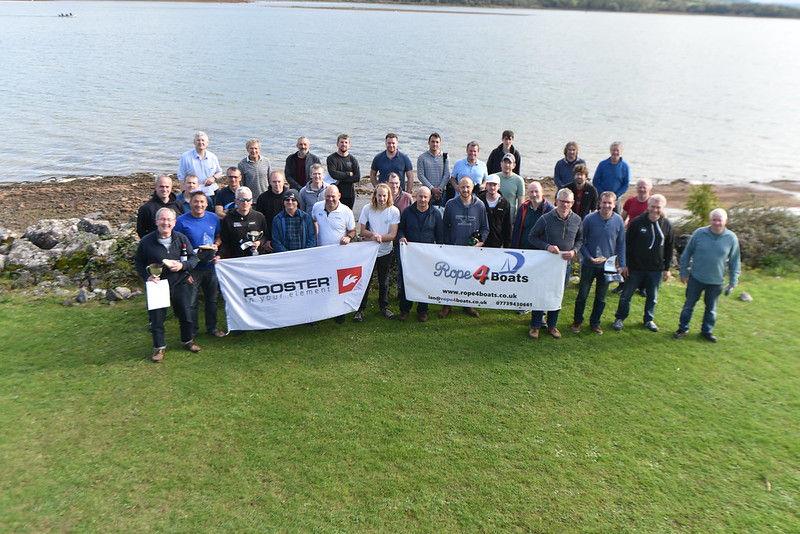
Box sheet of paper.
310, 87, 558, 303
146, 279, 171, 310
604, 255, 617, 273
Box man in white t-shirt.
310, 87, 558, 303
312, 185, 356, 246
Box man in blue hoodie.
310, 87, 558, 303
675, 208, 740, 342
440, 177, 489, 318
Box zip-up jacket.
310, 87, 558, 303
134, 230, 198, 286
479, 193, 512, 248
528, 208, 583, 253
512, 199, 554, 248
625, 213, 674, 272
136, 192, 183, 238
397, 203, 444, 244
271, 209, 316, 252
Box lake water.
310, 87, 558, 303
0, 0, 798, 184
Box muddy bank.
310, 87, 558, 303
0, 174, 797, 233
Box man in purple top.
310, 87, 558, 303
370, 133, 414, 193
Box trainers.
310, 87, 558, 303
528, 327, 540, 339
590, 325, 603, 335
464, 307, 480, 318
548, 327, 562, 339
151, 348, 165, 363
569, 322, 582, 334
612, 319, 624, 331
644, 321, 659, 332
381, 308, 395, 319
417, 312, 428, 323
353, 311, 364, 323
673, 329, 688, 339
208, 329, 227, 338
701, 332, 718, 343
438, 306, 451, 318
398, 312, 409, 321
182, 341, 201, 353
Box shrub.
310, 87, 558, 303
726, 207, 800, 272
684, 184, 719, 231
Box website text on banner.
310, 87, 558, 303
399, 242, 566, 311
216, 242, 379, 330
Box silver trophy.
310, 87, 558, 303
246, 230, 263, 256
147, 263, 163, 278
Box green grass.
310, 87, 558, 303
1, 272, 798, 532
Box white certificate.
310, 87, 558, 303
146, 279, 171, 310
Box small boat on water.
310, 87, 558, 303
58, 13, 75, 18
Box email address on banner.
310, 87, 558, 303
428, 289, 532, 307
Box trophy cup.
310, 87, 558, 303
246, 230, 263, 256
147, 263, 163, 278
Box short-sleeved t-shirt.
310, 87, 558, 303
495, 172, 525, 221
359, 205, 400, 257
371, 150, 413, 190
312, 201, 356, 246
175, 211, 220, 269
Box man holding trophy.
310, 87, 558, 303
219, 186, 269, 258
134, 207, 200, 362
175, 191, 225, 338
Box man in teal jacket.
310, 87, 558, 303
675, 208, 741, 342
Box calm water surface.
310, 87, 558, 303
0, 1, 798, 184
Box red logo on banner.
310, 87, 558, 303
337, 266, 362, 294
473, 265, 490, 285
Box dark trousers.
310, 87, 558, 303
149, 281, 195, 348
573, 262, 610, 327
397, 254, 428, 315
679, 276, 723, 334
191, 268, 219, 335
615, 270, 661, 323
531, 309, 560, 329
359, 252, 392, 311
341, 195, 355, 209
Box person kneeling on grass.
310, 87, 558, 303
134, 207, 200, 363
354, 183, 401, 322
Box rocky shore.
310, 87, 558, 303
0, 173, 796, 301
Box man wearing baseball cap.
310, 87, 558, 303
478, 174, 512, 248
271, 189, 317, 253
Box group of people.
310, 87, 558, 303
134, 131, 741, 362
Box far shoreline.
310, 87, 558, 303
0, 173, 797, 233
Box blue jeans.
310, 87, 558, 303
679, 276, 723, 334
615, 270, 661, 323
573, 262, 610, 327
530, 309, 560, 329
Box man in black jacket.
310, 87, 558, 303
220, 187, 269, 258
255, 171, 290, 252
612, 194, 674, 333
136, 175, 183, 238
327, 134, 361, 209
486, 130, 522, 175
134, 207, 200, 362
478, 175, 511, 248
284, 136, 322, 190
397, 186, 444, 322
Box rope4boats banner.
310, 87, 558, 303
399, 242, 567, 311
217, 242, 379, 330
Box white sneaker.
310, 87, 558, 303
612, 319, 624, 331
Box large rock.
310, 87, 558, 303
90, 239, 117, 259
0, 255, 4, 272
6, 239, 56, 271
78, 217, 113, 236
24, 218, 80, 250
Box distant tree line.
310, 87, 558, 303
369, 0, 800, 19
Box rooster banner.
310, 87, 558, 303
217, 242, 379, 330
399, 242, 566, 311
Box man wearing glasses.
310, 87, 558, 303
271, 190, 316, 252
526, 188, 583, 340
219, 187, 268, 258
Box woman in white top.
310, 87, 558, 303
354, 183, 400, 322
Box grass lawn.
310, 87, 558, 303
1, 272, 798, 531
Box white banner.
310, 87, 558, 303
217, 242, 379, 330
399, 242, 567, 311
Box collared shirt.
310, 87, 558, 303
311, 201, 355, 246
451, 158, 488, 187
178, 149, 222, 195
371, 150, 413, 189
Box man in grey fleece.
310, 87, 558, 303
675, 208, 740, 342
527, 188, 583, 339
440, 177, 489, 319
417, 132, 450, 207
238, 138, 271, 200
